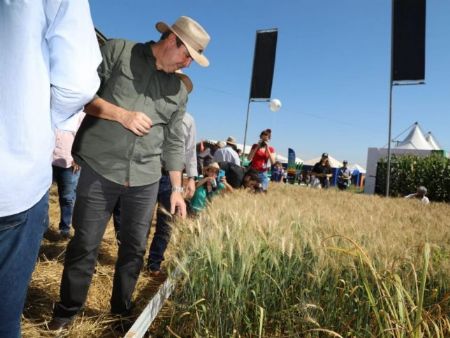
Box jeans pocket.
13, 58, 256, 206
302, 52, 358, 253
0, 210, 28, 232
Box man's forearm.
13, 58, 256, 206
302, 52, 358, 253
169, 170, 183, 189
84, 97, 126, 123
84, 97, 151, 136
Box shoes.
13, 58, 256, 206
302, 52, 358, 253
111, 317, 134, 334
111, 301, 135, 317
60, 231, 71, 240
47, 316, 72, 331
147, 266, 168, 280
148, 269, 161, 277
146, 265, 161, 277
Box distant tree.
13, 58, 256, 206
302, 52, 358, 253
375, 153, 450, 202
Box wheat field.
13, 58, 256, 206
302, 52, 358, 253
22, 183, 450, 337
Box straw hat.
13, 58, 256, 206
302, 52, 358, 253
175, 70, 193, 93
226, 136, 237, 146
156, 16, 210, 67
205, 162, 220, 171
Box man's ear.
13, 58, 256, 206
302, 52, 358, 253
167, 32, 177, 46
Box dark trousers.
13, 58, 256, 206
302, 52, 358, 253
53, 165, 158, 318
113, 175, 173, 271
147, 175, 172, 271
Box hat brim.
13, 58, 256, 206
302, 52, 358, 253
156, 21, 209, 67
206, 164, 220, 171
226, 141, 237, 146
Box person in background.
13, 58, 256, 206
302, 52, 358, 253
190, 162, 233, 213
213, 136, 241, 165
196, 140, 216, 175
50, 16, 211, 331
271, 161, 284, 183
311, 153, 333, 189
217, 162, 262, 192
337, 160, 352, 191
147, 111, 198, 276
247, 128, 276, 191
52, 112, 85, 239
0, 1, 101, 336
405, 186, 430, 204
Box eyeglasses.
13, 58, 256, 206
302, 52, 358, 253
182, 45, 192, 59
176, 36, 192, 60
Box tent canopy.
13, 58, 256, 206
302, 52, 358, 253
275, 154, 288, 163
425, 132, 441, 150
303, 155, 343, 168
395, 123, 434, 150
349, 163, 366, 174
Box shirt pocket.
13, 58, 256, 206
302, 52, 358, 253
148, 96, 178, 126
111, 64, 144, 105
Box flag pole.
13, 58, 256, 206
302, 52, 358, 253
242, 98, 252, 161
386, 0, 395, 197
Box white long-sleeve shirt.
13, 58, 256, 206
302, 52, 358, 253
213, 146, 241, 166
183, 113, 198, 178
0, 0, 101, 216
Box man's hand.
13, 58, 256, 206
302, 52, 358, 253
170, 192, 186, 218
120, 111, 152, 136
84, 98, 152, 136
72, 161, 81, 173
185, 178, 196, 199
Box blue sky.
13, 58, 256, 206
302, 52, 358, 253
89, 0, 450, 166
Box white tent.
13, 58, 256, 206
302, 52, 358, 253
364, 122, 445, 194
425, 132, 441, 150
303, 155, 343, 168
349, 163, 366, 174
275, 154, 288, 163
395, 123, 434, 150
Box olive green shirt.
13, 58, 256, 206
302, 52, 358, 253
73, 39, 187, 186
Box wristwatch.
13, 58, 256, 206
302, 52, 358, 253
171, 186, 184, 193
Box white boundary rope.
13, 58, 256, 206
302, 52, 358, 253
124, 266, 182, 338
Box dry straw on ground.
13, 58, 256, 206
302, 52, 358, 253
21, 183, 450, 337
22, 186, 167, 338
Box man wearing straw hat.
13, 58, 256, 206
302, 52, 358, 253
49, 16, 210, 330
213, 136, 241, 165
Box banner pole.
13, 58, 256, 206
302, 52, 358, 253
386, 0, 394, 197
242, 99, 251, 160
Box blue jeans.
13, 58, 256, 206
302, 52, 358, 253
258, 172, 269, 191
0, 192, 49, 338
53, 166, 80, 233
147, 175, 172, 271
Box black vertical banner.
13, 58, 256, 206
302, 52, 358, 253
250, 29, 278, 99
392, 0, 426, 81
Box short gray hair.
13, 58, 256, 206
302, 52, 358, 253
417, 186, 427, 194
